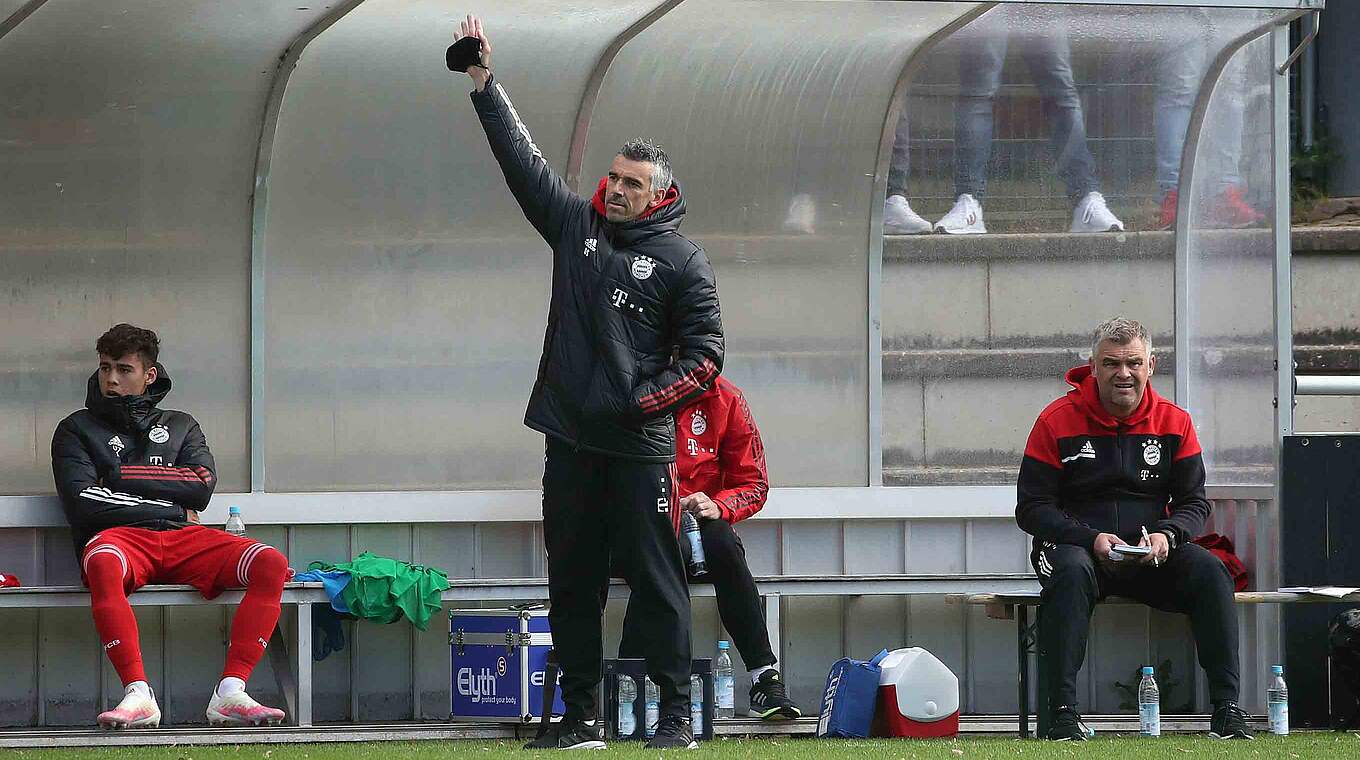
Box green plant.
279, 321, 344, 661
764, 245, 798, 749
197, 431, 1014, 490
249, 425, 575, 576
1292, 132, 1340, 206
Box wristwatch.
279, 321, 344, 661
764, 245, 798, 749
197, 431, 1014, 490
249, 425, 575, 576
1159, 529, 1178, 550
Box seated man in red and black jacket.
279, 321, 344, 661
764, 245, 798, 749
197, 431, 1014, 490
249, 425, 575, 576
618, 375, 800, 720
52, 324, 288, 730
1017, 317, 1251, 742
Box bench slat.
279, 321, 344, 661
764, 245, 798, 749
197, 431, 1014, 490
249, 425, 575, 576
947, 591, 1360, 606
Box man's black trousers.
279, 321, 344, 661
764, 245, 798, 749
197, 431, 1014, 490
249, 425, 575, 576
619, 517, 778, 672
1033, 542, 1239, 710
543, 437, 691, 720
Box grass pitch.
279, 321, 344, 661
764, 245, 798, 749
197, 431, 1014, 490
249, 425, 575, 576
11, 734, 1360, 760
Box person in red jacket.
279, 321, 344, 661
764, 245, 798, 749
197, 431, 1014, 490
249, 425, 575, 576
1016, 317, 1249, 741
618, 375, 800, 720
51, 324, 288, 730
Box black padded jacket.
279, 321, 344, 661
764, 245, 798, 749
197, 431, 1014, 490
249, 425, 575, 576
471, 76, 724, 462
51, 367, 217, 554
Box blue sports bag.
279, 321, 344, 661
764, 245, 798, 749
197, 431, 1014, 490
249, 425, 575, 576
817, 648, 889, 738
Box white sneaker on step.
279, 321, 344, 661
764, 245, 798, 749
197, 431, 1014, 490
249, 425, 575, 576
1070, 191, 1124, 233
98, 688, 161, 730
883, 195, 932, 234
935, 194, 986, 234
783, 193, 816, 234
206, 689, 286, 726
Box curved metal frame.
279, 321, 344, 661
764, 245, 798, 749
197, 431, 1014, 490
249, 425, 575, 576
563, 0, 686, 193
247, 0, 371, 491
0, 0, 47, 40
868, 3, 997, 487
1171, 10, 1309, 409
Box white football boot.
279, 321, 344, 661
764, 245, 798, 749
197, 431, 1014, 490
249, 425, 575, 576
98, 687, 161, 730
206, 688, 286, 727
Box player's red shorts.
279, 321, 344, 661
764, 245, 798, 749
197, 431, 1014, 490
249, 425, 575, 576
81, 525, 276, 599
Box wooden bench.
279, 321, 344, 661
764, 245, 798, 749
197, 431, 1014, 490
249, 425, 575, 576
947, 590, 1360, 738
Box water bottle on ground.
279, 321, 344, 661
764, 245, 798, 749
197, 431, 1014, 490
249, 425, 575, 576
1267, 664, 1289, 735
680, 511, 708, 576
617, 675, 637, 737
224, 505, 246, 537
644, 677, 660, 738
1138, 666, 1160, 737
715, 640, 734, 719
690, 673, 704, 738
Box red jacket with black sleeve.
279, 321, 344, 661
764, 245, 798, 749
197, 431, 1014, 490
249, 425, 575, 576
52, 367, 217, 554
1016, 365, 1211, 552
674, 376, 769, 524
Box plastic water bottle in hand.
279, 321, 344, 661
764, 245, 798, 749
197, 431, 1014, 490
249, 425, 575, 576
644, 676, 660, 737
715, 640, 734, 718
690, 673, 704, 737
224, 505, 246, 537
617, 675, 637, 737
1138, 666, 1160, 736
1267, 664, 1289, 735
681, 511, 708, 576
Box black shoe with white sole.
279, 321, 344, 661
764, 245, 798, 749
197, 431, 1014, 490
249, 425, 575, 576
748, 670, 801, 720
1046, 706, 1090, 741
645, 714, 697, 749
522, 718, 605, 750
1209, 701, 1255, 740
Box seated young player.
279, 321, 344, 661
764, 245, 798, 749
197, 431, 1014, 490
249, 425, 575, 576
619, 375, 801, 720
51, 324, 288, 729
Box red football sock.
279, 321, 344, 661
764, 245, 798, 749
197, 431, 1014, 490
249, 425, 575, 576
222, 547, 288, 681
85, 551, 146, 686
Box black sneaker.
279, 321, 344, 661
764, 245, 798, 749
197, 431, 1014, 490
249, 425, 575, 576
748, 670, 802, 720
645, 714, 697, 749
1209, 701, 1255, 740
1046, 705, 1090, 741
523, 718, 605, 750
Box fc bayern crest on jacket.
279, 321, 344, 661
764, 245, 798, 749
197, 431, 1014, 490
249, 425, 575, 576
690, 410, 707, 436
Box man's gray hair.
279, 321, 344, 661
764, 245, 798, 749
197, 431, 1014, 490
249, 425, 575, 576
1091, 317, 1152, 357
618, 138, 672, 192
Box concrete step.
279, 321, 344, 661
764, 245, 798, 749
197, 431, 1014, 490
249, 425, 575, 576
882, 227, 1360, 349
882, 343, 1360, 378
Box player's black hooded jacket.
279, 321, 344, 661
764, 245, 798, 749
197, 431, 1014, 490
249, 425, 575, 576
471, 77, 724, 462
52, 367, 217, 552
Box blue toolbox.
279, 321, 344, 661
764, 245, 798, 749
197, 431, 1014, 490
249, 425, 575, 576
449, 606, 565, 723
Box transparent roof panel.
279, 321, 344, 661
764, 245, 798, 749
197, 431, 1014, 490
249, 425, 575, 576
584, 0, 981, 487
0, 0, 341, 494
879, 4, 1292, 486
261, 0, 672, 491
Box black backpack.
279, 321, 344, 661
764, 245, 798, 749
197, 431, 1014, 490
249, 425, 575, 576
1329, 609, 1360, 729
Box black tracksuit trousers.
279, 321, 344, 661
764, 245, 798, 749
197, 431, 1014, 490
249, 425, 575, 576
542, 437, 692, 720
1034, 542, 1240, 710
619, 517, 777, 671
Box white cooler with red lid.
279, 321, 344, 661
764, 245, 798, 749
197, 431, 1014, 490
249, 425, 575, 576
871, 647, 959, 738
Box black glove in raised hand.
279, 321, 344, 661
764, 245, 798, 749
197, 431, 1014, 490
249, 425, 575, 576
446, 36, 485, 73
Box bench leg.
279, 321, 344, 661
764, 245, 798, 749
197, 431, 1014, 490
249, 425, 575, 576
1018, 605, 1030, 738
294, 603, 313, 726
268, 621, 298, 724
1035, 605, 1051, 739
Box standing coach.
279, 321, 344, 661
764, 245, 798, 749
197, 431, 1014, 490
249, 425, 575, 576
453, 14, 723, 750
